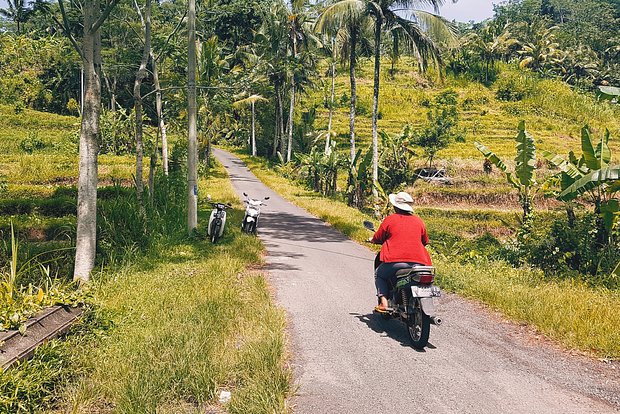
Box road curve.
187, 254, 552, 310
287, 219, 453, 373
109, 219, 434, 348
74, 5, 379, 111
213, 148, 620, 414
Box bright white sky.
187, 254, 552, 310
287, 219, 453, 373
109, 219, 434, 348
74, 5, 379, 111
0, 0, 497, 22
435, 0, 497, 22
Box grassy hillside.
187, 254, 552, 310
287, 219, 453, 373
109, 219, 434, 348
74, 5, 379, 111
305, 59, 620, 160
297, 60, 620, 229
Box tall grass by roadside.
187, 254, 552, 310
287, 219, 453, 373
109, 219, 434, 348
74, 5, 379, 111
52, 159, 291, 414
233, 149, 620, 359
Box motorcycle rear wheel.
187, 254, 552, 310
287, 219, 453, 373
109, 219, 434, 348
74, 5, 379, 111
407, 302, 430, 349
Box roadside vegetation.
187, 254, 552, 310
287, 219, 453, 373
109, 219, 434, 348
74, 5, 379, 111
0, 0, 619, 410
234, 150, 620, 359
0, 153, 291, 413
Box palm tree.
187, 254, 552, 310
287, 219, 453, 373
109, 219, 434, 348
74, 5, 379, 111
463, 23, 516, 83
517, 24, 560, 72
366, 0, 455, 206
285, 8, 320, 163
233, 94, 268, 156
319, 29, 347, 154
0, 0, 30, 33
256, 4, 289, 158
316, 0, 371, 167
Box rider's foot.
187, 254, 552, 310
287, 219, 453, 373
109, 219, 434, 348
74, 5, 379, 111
374, 305, 391, 314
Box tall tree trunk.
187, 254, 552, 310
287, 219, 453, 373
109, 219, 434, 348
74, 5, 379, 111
151, 54, 169, 175
326, 38, 335, 155
278, 86, 285, 157
74, 0, 102, 282
349, 27, 357, 164
371, 17, 382, 206
286, 81, 295, 162
133, 0, 152, 204
187, 0, 198, 233
272, 81, 280, 158
286, 37, 297, 163
251, 101, 256, 156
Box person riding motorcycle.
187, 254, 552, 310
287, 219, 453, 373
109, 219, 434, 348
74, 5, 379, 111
367, 191, 432, 313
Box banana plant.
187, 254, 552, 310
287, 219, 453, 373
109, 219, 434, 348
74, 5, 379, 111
475, 121, 537, 227
542, 125, 620, 235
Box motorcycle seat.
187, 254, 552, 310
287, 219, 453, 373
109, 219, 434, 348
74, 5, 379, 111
394, 265, 435, 278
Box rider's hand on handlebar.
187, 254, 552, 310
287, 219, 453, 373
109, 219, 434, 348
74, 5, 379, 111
365, 237, 374, 243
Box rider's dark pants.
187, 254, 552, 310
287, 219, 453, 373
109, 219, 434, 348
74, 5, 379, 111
375, 262, 418, 298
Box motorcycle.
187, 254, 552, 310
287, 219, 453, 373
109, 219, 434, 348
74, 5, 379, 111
364, 220, 442, 349
207, 199, 232, 243
241, 193, 269, 234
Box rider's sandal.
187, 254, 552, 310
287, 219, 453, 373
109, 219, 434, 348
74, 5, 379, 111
373, 305, 392, 314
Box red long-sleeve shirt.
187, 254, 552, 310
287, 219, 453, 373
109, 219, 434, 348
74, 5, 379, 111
371, 213, 432, 265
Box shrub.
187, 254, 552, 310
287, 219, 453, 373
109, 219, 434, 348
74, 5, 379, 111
19, 131, 47, 153
99, 108, 135, 155
97, 171, 186, 266
38, 197, 77, 217
412, 89, 462, 168
504, 213, 620, 289
0, 199, 34, 215
495, 70, 539, 101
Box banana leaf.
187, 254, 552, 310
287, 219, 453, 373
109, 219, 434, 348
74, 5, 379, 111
558, 166, 620, 201
541, 150, 583, 180
597, 85, 620, 101
475, 141, 519, 189
608, 180, 620, 194
581, 125, 600, 170
595, 129, 611, 167
514, 120, 536, 187
357, 148, 373, 182
600, 199, 619, 233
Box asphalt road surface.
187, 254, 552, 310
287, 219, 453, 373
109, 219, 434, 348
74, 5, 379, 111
213, 148, 620, 414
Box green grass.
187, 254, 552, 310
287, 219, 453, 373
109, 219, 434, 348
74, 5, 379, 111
233, 148, 620, 359
51, 160, 291, 414
305, 60, 620, 160
0, 119, 291, 414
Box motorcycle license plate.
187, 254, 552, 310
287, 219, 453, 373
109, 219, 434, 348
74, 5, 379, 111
411, 286, 434, 298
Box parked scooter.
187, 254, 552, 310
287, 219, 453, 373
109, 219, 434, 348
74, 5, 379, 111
364, 220, 442, 349
241, 193, 269, 234
207, 197, 232, 243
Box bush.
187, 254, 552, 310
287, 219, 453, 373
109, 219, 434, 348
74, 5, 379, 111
97, 171, 186, 266
495, 70, 539, 101
504, 213, 620, 289
0, 197, 75, 217
38, 197, 76, 217
19, 131, 47, 153
0, 199, 34, 215
99, 108, 135, 155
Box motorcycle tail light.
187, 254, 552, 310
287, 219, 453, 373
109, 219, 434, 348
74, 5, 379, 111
414, 273, 434, 284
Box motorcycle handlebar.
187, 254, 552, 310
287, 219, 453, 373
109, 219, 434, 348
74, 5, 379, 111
210, 202, 232, 208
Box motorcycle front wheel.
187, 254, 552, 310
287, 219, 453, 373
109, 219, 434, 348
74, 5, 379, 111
407, 299, 430, 349
211, 221, 221, 243
242, 221, 252, 234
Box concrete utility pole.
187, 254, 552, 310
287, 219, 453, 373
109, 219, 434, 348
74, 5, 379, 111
187, 0, 198, 233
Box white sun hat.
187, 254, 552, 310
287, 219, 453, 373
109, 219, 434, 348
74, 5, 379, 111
388, 191, 414, 212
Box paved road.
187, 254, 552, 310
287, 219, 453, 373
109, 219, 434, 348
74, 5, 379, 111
214, 148, 620, 414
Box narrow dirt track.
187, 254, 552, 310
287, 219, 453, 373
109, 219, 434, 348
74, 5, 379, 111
213, 148, 620, 414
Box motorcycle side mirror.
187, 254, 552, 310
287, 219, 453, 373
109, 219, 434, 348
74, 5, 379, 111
264, 197, 270, 200
363, 220, 375, 231
243, 192, 247, 197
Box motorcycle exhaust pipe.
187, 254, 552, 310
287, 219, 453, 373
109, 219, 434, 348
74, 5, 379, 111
430, 316, 442, 326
